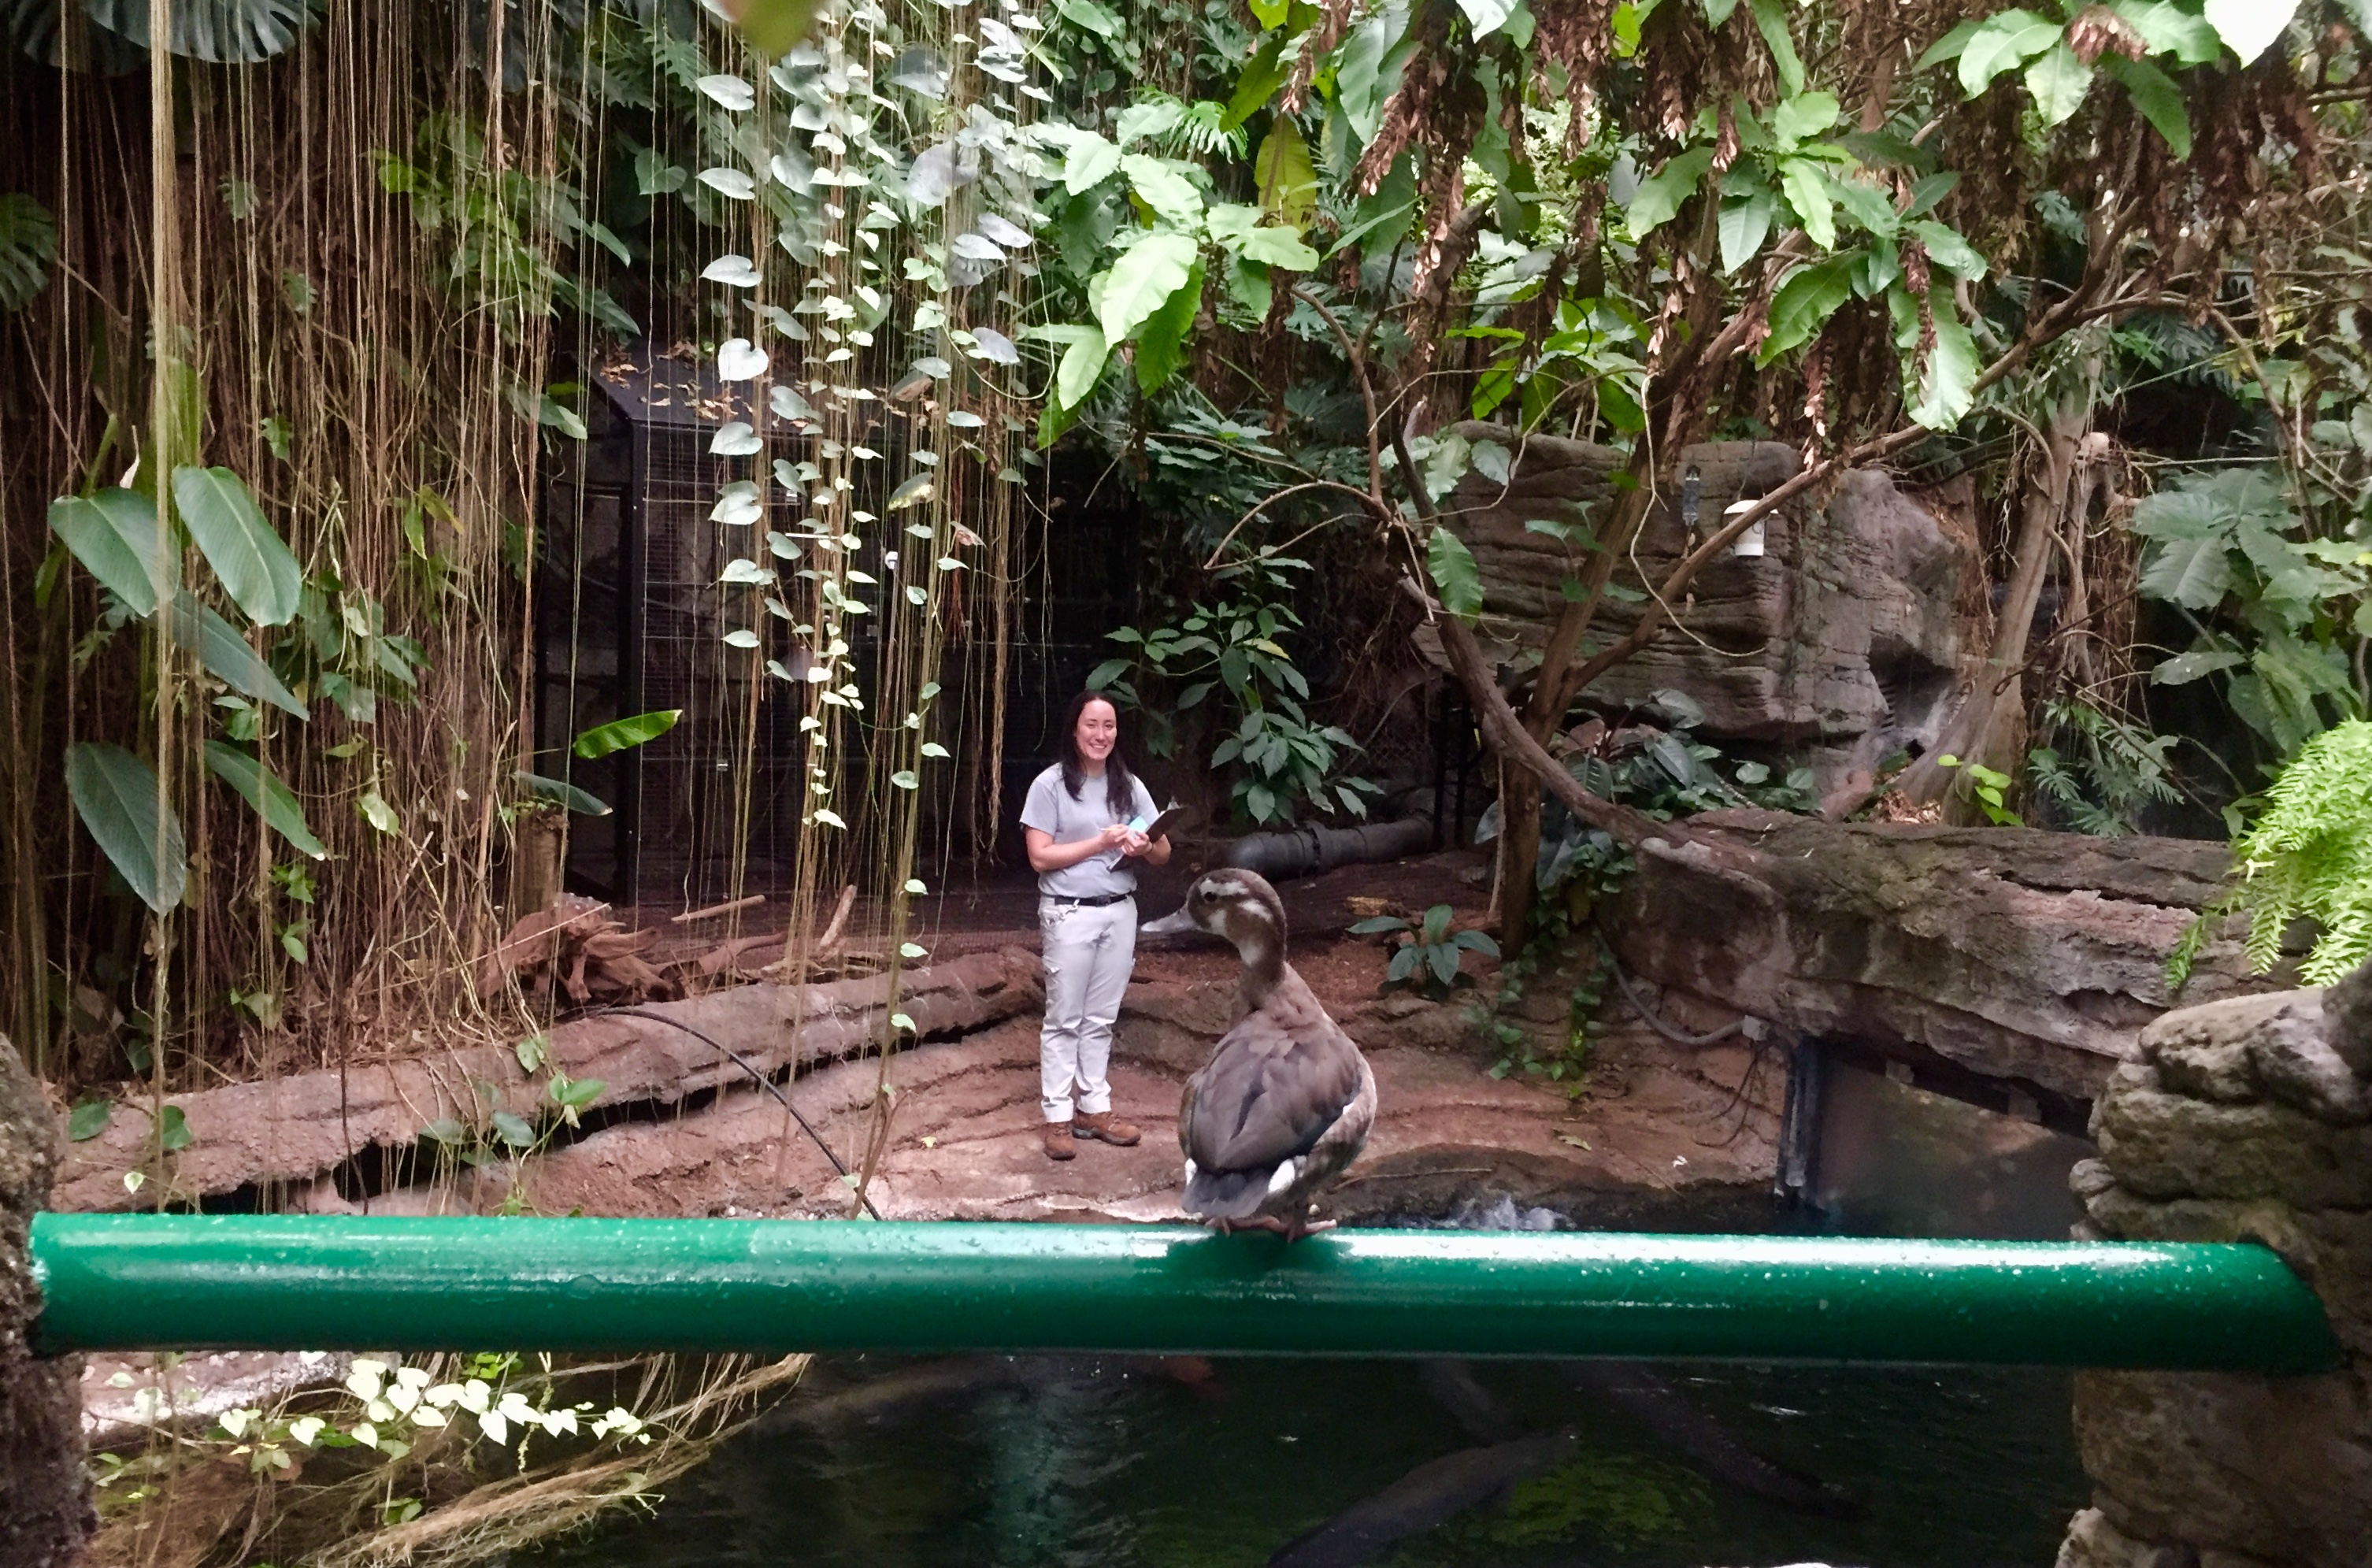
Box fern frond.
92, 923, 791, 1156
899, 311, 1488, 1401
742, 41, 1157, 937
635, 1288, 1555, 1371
2213, 720, 2372, 984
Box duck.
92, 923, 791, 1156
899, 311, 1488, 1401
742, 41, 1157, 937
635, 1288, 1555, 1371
1140, 869, 1377, 1240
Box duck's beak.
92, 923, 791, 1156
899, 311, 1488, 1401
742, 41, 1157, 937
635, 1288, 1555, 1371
1140, 904, 1198, 936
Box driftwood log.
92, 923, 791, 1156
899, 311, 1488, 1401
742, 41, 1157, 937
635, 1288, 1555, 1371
52, 950, 1041, 1214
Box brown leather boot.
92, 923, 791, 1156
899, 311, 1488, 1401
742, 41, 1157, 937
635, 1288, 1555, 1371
1041, 1121, 1077, 1161
1072, 1110, 1141, 1147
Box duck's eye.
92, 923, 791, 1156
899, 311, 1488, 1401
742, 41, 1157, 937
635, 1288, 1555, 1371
1197, 887, 1218, 903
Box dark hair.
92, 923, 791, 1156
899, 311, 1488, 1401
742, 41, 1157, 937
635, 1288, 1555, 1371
1058, 690, 1137, 811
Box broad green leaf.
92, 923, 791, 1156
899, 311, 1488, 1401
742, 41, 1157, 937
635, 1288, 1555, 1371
1458, 0, 1515, 37
2103, 54, 2190, 158
1095, 232, 1200, 345
2140, 528, 2235, 609
158, 1104, 193, 1152
2151, 648, 2247, 684
1626, 146, 1715, 237
1063, 135, 1122, 196
2024, 41, 2095, 125
1825, 172, 1897, 239
1757, 255, 1856, 365
69, 1099, 111, 1141
515, 769, 612, 816
1778, 161, 1835, 249
1908, 288, 1980, 430
1247, 0, 1288, 25
1915, 16, 1982, 68
2203, 0, 2295, 63
1255, 120, 1319, 228
1336, 9, 1411, 145
66, 741, 187, 914
1748, 0, 1805, 93
1056, 328, 1110, 409
51, 488, 176, 617
161, 592, 307, 717
1769, 90, 1839, 144
1054, 0, 1121, 36
1135, 260, 1204, 395
172, 466, 302, 627
573, 709, 682, 758
1121, 153, 1205, 226
1238, 225, 1321, 270
1115, 101, 1186, 147
1223, 35, 1294, 129
2111, 0, 2222, 63
1718, 180, 1778, 274
1957, 10, 2061, 96
203, 740, 326, 858
1907, 220, 1988, 280
1426, 526, 1483, 621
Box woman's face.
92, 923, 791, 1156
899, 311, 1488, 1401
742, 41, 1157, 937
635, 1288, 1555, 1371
1075, 699, 1118, 765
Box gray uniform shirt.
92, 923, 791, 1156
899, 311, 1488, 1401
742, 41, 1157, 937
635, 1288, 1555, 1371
1020, 764, 1158, 899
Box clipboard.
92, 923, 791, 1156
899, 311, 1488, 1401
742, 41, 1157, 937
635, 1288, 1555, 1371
1135, 803, 1190, 843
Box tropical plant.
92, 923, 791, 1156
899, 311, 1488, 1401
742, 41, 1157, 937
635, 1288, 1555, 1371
0, 191, 54, 310
2134, 465, 2369, 756
1351, 902, 1498, 996
2170, 718, 2372, 988
1093, 553, 1381, 825
2026, 698, 2184, 836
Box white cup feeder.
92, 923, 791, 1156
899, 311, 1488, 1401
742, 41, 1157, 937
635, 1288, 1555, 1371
1725, 497, 1767, 558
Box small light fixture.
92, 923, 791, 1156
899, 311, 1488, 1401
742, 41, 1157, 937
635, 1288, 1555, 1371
1725, 497, 1767, 558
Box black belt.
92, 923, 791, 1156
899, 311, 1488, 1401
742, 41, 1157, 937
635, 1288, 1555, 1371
1047, 891, 1132, 907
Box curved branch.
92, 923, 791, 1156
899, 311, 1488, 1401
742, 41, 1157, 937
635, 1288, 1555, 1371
1201, 480, 1392, 571
1292, 284, 1387, 502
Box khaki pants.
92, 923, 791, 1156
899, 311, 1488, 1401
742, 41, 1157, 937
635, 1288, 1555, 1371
1037, 895, 1136, 1122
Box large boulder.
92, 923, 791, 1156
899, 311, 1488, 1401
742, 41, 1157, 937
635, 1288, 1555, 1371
1, 1036, 93, 1568
1415, 424, 1981, 784
2055, 966, 2372, 1568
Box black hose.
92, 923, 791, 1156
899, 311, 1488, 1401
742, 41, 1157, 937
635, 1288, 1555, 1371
589, 1005, 880, 1221
1588, 931, 1744, 1047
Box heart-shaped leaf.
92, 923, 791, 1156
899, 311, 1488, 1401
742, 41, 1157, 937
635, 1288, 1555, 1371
1095, 232, 1199, 345
172, 466, 302, 627
572, 710, 682, 759
697, 167, 757, 200
976, 213, 1033, 248
50, 487, 175, 617
696, 74, 757, 110
203, 740, 326, 858
67, 741, 187, 914
710, 421, 762, 457
888, 473, 936, 510
711, 482, 764, 527
951, 232, 1007, 262
702, 254, 763, 287
717, 338, 770, 380
968, 326, 1021, 365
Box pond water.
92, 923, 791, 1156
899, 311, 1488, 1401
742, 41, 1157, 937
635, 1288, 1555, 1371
532, 1351, 2085, 1567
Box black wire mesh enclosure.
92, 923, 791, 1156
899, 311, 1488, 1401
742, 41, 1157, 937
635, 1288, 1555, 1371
537, 349, 1141, 908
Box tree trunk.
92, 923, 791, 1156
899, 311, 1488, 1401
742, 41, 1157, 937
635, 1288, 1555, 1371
1899, 392, 2090, 808
2, 1035, 93, 1568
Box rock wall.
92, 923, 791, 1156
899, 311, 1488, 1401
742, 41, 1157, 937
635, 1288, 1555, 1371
1417, 424, 1981, 784
2056, 963, 2372, 1568
1, 1035, 93, 1568
1613, 810, 2279, 1102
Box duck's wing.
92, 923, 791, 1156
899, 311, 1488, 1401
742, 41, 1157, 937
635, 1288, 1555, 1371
1182, 1012, 1363, 1173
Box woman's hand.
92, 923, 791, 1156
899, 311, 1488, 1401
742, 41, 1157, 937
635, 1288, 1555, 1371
1117, 828, 1152, 858
1098, 822, 1133, 852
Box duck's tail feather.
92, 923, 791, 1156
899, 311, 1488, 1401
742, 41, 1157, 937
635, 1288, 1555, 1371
1184, 1165, 1273, 1220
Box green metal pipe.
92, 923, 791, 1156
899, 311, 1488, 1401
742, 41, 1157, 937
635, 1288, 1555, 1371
28, 1214, 2343, 1372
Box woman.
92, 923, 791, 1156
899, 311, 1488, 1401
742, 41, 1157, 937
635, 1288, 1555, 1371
1021, 691, 1172, 1161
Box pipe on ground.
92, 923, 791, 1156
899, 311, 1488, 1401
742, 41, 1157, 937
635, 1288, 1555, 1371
1219, 817, 1433, 880
25, 1215, 2343, 1372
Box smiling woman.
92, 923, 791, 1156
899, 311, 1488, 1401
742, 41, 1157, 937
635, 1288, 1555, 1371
1021, 691, 1173, 1162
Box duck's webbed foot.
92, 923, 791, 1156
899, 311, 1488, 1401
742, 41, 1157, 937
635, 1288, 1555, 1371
1213, 1215, 1292, 1236
1283, 1215, 1336, 1243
